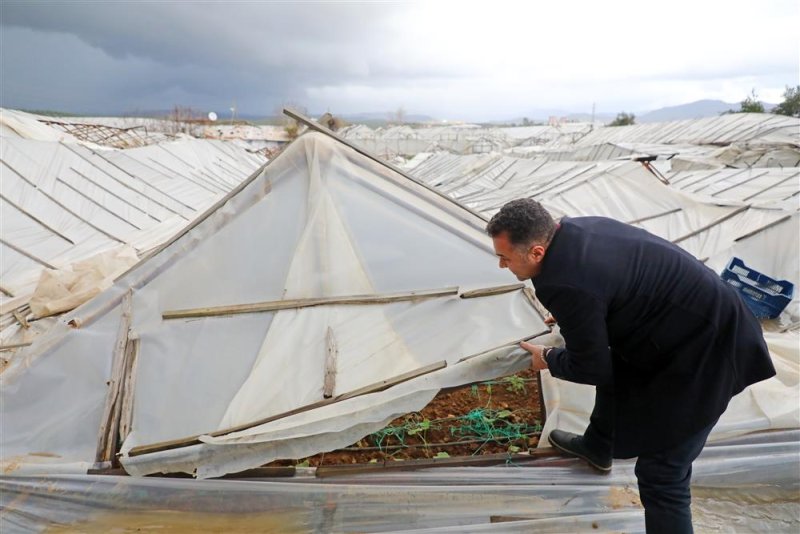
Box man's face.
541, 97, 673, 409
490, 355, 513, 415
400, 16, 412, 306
492, 231, 546, 280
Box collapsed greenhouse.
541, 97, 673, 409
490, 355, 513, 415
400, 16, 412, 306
1, 108, 798, 532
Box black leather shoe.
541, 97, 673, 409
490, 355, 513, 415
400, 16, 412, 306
548, 429, 612, 472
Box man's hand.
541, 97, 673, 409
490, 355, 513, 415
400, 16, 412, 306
520, 341, 549, 371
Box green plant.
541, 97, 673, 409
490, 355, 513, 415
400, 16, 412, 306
502, 375, 527, 395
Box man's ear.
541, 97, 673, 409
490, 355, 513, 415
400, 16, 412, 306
529, 244, 546, 261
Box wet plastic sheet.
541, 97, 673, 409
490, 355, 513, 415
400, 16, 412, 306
1, 431, 796, 533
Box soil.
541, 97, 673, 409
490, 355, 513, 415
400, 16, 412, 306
266, 369, 543, 467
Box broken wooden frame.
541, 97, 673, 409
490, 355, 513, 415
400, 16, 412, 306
95, 291, 135, 466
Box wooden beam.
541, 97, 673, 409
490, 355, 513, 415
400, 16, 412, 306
459, 283, 526, 299
127, 360, 448, 458
0, 193, 75, 244
323, 327, 338, 399
1, 159, 126, 244
315, 448, 564, 478
56, 177, 143, 231
671, 205, 750, 245
95, 291, 133, 464
60, 143, 189, 219
0, 342, 32, 352
69, 167, 162, 223
118, 338, 140, 445
733, 214, 792, 242
625, 207, 682, 226
162, 287, 460, 320
0, 237, 56, 269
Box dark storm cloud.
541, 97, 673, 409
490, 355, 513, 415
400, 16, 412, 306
1, 1, 462, 114
2, 1, 798, 119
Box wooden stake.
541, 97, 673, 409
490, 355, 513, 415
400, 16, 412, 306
162, 287, 459, 320
95, 291, 133, 464
118, 338, 140, 445
323, 327, 338, 399
127, 360, 447, 458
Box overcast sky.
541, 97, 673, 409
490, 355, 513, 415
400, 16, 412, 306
1, 0, 798, 121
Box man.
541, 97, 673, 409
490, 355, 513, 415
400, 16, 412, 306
487, 198, 775, 533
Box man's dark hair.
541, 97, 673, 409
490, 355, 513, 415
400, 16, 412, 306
486, 198, 556, 247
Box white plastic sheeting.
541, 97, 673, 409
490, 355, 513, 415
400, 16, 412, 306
340, 123, 589, 157
667, 167, 799, 209
573, 112, 800, 147
0, 108, 81, 143
0, 133, 265, 343
2, 430, 797, 533
405, 149, 800, 454
409, 151, 799, 317
0, 132, 548, 478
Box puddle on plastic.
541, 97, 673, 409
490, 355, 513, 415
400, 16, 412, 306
44, 510, 307, 533
692, 486, 800, 533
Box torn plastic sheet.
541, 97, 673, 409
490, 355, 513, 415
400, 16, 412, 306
120, 339, 560, 479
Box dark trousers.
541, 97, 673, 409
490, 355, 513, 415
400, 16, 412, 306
584, 387, 717, 534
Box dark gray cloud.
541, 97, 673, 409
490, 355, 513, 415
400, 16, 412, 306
1, 1, 458, 115
1, 1, 798, 120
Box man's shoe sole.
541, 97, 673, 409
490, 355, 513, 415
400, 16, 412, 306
548, 436, 612, 473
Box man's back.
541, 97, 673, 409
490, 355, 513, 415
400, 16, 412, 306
533, 216, 774, 456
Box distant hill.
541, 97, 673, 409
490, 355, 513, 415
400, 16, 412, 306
637, 100, 777, 123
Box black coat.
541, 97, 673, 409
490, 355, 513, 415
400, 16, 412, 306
535, 216, 775, 458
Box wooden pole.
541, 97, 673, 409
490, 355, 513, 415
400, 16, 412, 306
456, 327, 551, 364
118, 338, 140, 445
162, 287, 460, 320
672, 205, 749, 245
0, 237, 56, 269
323, 327, 337, 399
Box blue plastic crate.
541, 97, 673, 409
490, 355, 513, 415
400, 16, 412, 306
720, 257, 794, 319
